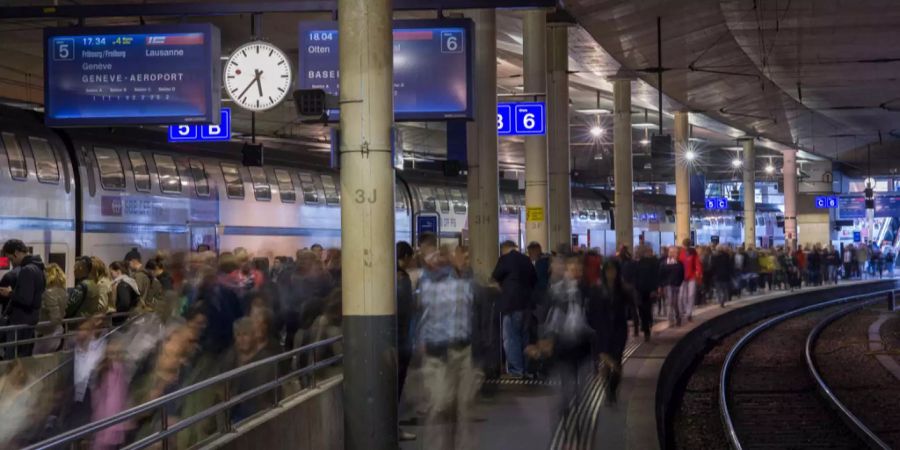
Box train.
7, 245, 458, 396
0, 104, 783, 285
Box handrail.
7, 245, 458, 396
805, 301, 892, 450
718, 289, 894, 450
25, 335, 343, 450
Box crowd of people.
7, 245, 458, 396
0, 239, 344, 448
0, 234, 895, 449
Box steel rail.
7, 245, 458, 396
718, 289, 893, 450
804, 300, 891, 450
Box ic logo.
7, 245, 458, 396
146, 36, 167, 45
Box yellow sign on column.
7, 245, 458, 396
526, 206, 544, 222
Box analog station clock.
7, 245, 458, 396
224, 41, 292, 112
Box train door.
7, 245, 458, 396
46, 241, 71, 280
190, 224, 218, 253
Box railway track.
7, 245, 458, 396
719, 294, 893, 450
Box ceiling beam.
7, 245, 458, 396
0, 0, 557, 19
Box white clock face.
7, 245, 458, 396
224, 41, 292, 112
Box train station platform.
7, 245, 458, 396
398, 279, 893, 450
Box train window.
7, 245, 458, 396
28, 137, 59, 184
220, 163, 245, 199
93, 147, 125, 190
451, 188, 466, 214
274, 169, 295, 203
128, 151, 150, 192
153, 154, 182, 194
395, 186, 408, 211
2, 133, 27, 180
321, 174, 340, 206
298, 171, 319, 204
419, 186, 436, 212
248, 166, 271, 201
435, 188, 450, 214
189, 160, 210, 198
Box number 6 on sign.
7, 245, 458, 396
441, 31, 463, 53
513, 103, 545, 135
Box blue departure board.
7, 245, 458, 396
298, 19, 473, 121
44, 24, 220, 127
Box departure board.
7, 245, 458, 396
298, 19, 473, 121
44, 24, 220, 127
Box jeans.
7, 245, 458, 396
715, 280, 731, 306
422, 346, 482, 450
502, 311, 528, 376
664, 286, 681, 325
679, 279, 696, 321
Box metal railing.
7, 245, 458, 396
0, 313, 132, 358
719, 289, 894, 450
805, 301, 892, 450
25, 335, 343, 450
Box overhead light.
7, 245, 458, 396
732, 158, 742, 168
688, 137, 706, 142
685, 150, 696, 161
576, 108, 611, 115
765, 164, 775, 174
590, 126, 604, 137
721, 146, 743, 151
639, 139, 651, 146
632, 122, 658, 129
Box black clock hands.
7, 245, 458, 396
256, 70, 264, 97
238, 69, 263, 101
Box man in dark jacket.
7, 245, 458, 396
491, 241, 537, 377
1, 239, 46, 357
712, 247, 734, 307
634, 246, 659, 341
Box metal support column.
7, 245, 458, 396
523, 9, 549, 250
612, 75, 634, 251
466, 9, 500, 282
547, 22, 571, 253
783, 149, 798, 249
674, 111, 690, 245
338, 0, 397, 448
741, 137, 756, 247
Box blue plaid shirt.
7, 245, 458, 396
416, 266, 475, 347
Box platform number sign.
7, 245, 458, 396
815, 196, 839, 209
168, 108, 231, 142
497, 102, 546, 136
705, 197, 729, 210
441, 30, 463, 53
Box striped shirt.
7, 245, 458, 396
416, 266, 475, 346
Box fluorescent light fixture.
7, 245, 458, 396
688, 137, 706, 142
632, 122, 659, 129
590, 126, 604, 137
732, 159, 742, 168
575, 108, 611, 115
639, 138, 651, 145
721, 146, 743, 151
685, 150, 696, 161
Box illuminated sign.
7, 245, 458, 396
298, 19, 473, 121
44, 24, 221, 127
168, 108, 231, 142
497, 102, 546, 136
814, 196, 839, 209
705, 197, 729, 210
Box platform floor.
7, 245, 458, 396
398, 280, 882, 450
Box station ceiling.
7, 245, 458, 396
0, 0, 894, 185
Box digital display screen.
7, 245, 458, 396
838, 196, 867, 219
44, 24, 220, 127
298, 19, 473, 121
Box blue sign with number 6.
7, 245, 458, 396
497, 102, 545, 136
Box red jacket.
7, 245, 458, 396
679, 248, 703, 282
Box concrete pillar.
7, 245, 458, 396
674, 111, 691, 245
466, 9, 500, 283
338, 0, 396, 448
783, 149, 798, 249
612, 76, 634, 251
741, 138, 756, 247
547, 22, 571, 253
523, 10, 549, 250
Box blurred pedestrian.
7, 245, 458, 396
0, 239, 45, 357
659, 247, 684, 327
491, 241, 537, 378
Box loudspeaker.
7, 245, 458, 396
242, 142, 264, 167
